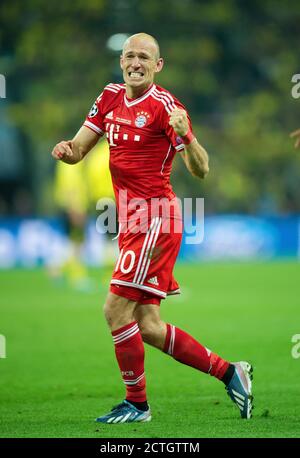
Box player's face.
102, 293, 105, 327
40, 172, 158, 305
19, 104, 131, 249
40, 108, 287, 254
120, 38, 163, 93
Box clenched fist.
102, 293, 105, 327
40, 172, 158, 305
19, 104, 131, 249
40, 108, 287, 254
169, 108, 189, 137
51, 140, 74, 161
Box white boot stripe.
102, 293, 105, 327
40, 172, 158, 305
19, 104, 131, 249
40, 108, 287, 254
120, 412, 132, 423
113, 415, 123, 423
232, 389, 245, 401
234, 396, 245, 408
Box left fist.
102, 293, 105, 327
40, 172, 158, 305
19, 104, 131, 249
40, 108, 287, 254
169, 108, 189, 137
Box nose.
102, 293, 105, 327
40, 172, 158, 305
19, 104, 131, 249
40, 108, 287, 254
131, 56, 141, 68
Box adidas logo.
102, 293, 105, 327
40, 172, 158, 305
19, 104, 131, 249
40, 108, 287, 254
148, 276, 159, 286
106, 110, 113, 120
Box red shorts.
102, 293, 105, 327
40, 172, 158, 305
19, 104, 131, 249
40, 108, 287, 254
110, 216, 182, 304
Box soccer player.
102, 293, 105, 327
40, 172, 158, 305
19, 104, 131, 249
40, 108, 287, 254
290, 128, 300, 148
51, 33, 253, 423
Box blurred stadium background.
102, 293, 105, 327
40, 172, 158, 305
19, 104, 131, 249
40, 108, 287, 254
1, 0, 300, 267
1, 0, 300, 438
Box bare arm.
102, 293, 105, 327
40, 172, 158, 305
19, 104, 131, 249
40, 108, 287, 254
180, 139, 209, 179
51, 126, 100, 164
169, 109, 209, 179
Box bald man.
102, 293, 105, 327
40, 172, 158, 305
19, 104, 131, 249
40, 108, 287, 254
51, 33, 253, 423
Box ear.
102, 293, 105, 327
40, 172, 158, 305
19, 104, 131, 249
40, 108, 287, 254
120, 54, 124, 71
155, 58, 164, 74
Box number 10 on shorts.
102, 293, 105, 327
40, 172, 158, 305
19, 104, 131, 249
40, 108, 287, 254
115, 249, 136, 274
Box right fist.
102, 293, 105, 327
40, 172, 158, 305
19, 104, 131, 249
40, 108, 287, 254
51, 140, 73, 160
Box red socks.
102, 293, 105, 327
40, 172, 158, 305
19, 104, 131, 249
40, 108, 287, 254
112, 321, 147, 403
112, 321, 229, 403
163, 324, 229, 380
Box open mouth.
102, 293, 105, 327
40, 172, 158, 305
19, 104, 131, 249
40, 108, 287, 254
128, 72, 144, 78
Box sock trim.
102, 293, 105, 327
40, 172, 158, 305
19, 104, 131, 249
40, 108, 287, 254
112, 322, 139, 345
168, 324, 175, 355
123, 372, 145, 385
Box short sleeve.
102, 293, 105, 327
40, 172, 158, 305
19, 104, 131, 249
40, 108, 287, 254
83, 92, 105, 136
162, 102, 193, 152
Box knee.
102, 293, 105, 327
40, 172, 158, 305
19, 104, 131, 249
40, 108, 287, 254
139, 318, 166, 349
138, 321, 153, 343
103, 299, 123, 329
103, 293, 136, 331
103, 301, 113, 326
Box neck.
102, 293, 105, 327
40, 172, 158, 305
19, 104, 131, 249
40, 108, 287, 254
125, 83, 153, 99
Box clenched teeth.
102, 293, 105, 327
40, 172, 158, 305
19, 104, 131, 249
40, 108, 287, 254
129, 72, 144, 77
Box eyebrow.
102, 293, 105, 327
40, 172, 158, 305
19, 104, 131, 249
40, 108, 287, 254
124, 50, 152, 58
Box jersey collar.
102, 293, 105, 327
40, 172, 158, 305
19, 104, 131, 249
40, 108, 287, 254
124, 84, 156, 107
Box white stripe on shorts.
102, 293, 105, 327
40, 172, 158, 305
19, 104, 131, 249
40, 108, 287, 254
133, 217, 160, 284
136, 217, 161, 285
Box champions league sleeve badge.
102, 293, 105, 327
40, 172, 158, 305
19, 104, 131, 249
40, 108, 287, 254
88, 102, 98, 118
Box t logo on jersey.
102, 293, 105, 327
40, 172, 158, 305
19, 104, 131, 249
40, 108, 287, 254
105, 122, 141, 146
135, 111, 150, 128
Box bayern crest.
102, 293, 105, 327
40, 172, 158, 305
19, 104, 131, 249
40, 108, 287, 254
135, 111, 150, 128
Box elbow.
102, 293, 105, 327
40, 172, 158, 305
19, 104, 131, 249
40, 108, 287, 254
201, 164, 209, 179
191, 164, 209, 179
201, 159, 210, 178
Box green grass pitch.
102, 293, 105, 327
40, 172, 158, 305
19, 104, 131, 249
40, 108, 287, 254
0, 261, 300, 438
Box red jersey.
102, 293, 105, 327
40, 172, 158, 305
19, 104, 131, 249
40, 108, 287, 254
83, 83, 192, 221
